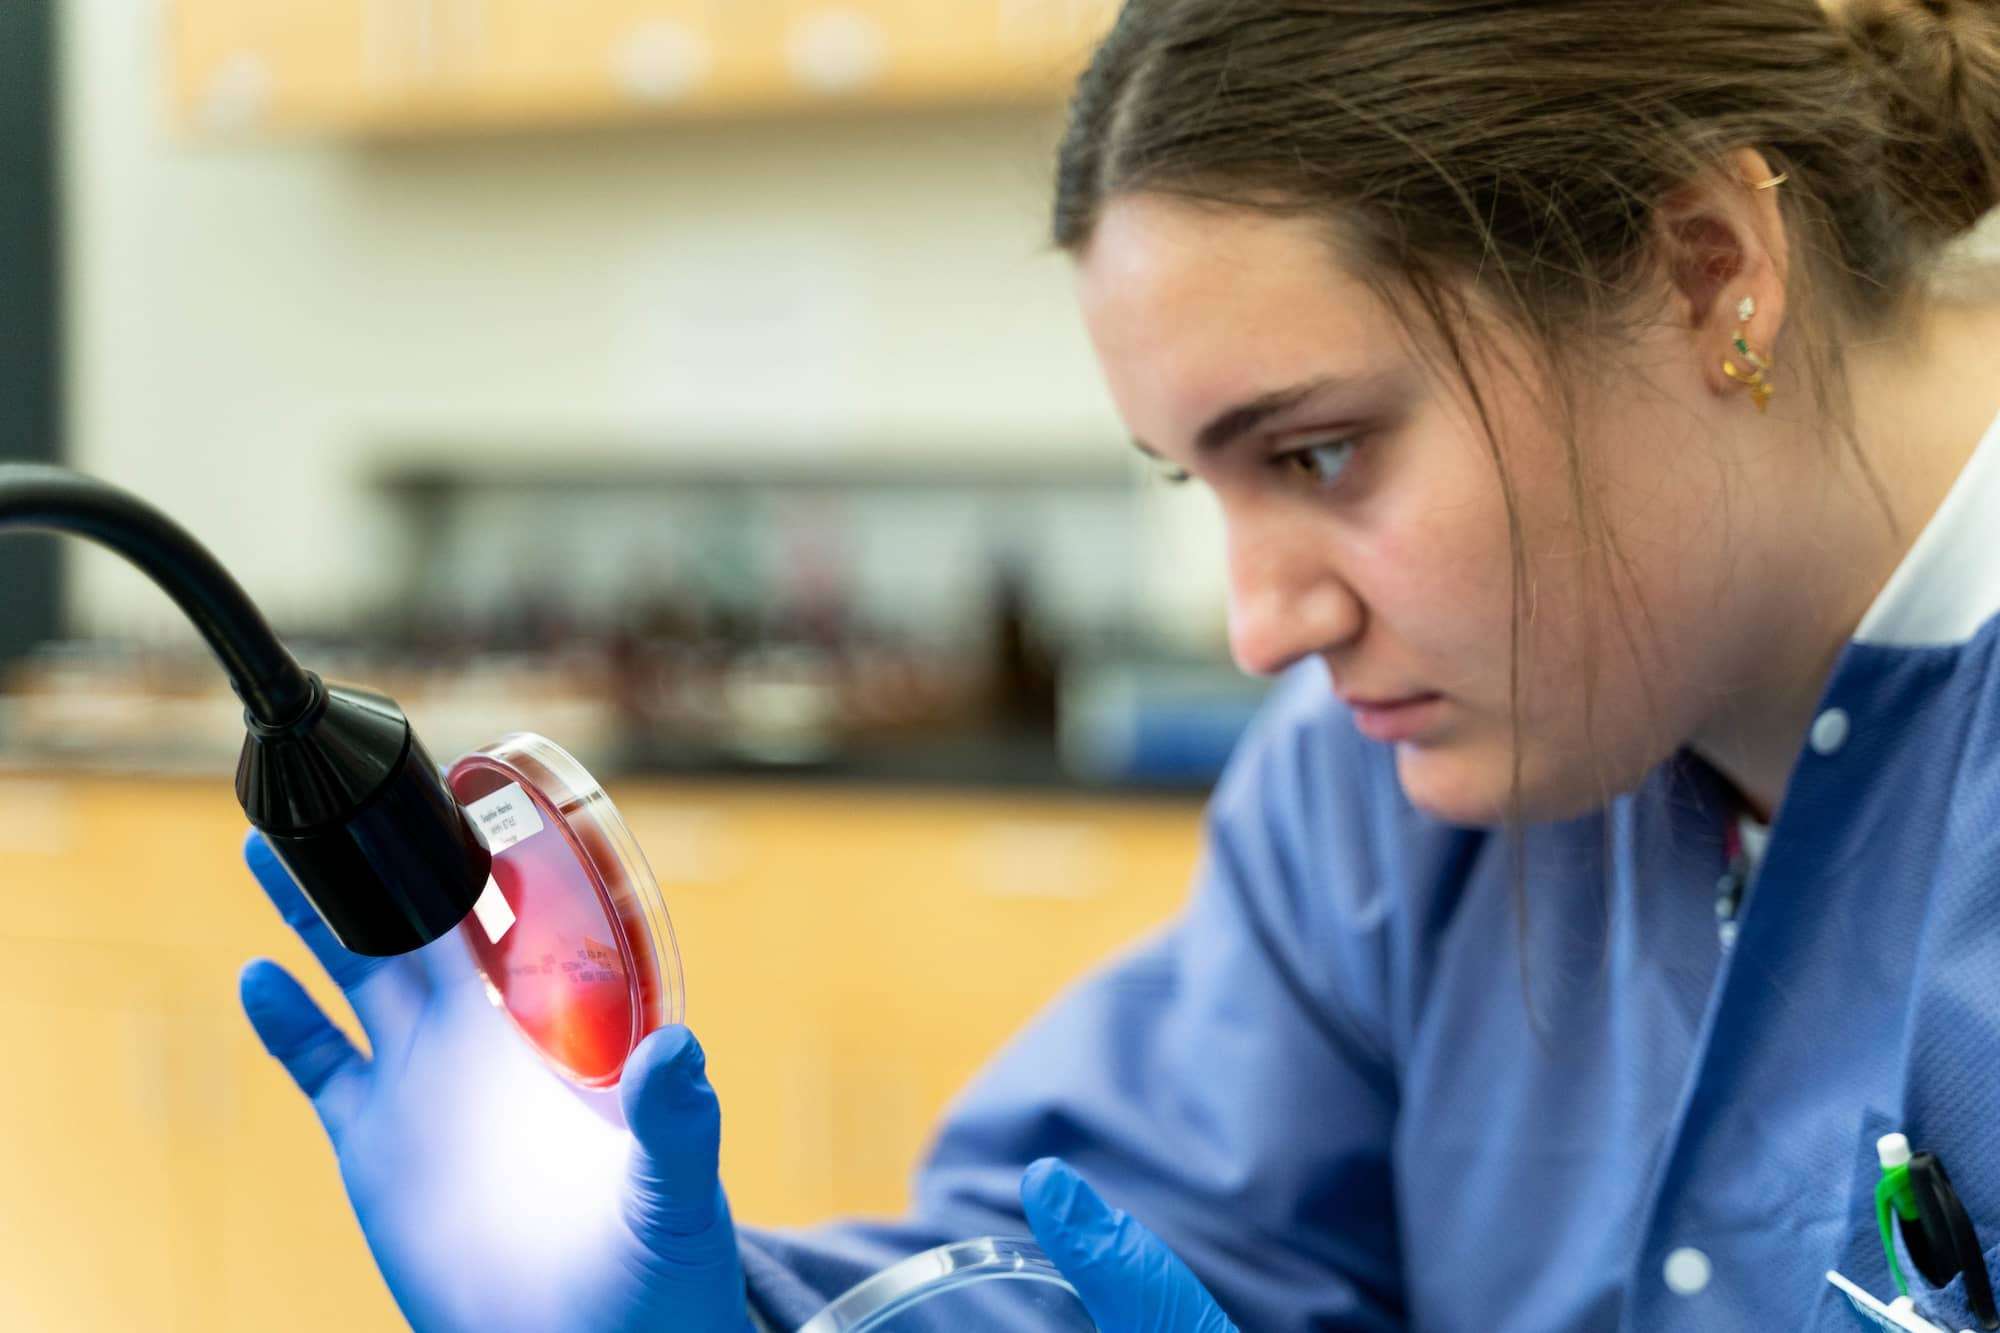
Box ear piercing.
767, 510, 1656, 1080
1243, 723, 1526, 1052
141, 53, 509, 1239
1723, 295, 1775, 414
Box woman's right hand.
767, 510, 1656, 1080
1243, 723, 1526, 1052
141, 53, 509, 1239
238, 830, 755, 1332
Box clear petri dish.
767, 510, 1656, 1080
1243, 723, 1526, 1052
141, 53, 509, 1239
798, 1238, 1097, 1333
446, 732, 683, 1087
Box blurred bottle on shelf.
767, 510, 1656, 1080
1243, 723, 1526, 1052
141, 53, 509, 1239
985, 559, 1058, 735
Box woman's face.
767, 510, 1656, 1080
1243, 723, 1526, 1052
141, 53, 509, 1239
1074, 192, 1764, 825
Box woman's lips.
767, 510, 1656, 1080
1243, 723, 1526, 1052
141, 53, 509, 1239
1348, 693, 1445, 743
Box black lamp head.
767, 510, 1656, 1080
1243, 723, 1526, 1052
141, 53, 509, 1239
236, 674, 491, 957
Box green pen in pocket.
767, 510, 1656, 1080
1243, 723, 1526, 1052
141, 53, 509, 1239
1879, 1133, 1921, 1297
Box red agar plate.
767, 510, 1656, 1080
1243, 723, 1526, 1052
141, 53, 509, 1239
446, 733, 683, 1087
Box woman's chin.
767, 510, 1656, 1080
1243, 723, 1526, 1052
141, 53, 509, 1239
1394, 739, 1649, 827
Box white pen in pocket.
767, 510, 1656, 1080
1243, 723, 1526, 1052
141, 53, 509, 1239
1828, 1270, 1963, 1333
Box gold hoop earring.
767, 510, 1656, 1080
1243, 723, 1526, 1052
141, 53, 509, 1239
1722, 295, 1775, 414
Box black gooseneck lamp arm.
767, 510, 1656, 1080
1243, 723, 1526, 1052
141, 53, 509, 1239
0, 463, 490, 956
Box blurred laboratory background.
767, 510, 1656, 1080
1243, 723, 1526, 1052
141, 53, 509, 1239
0, 2, 1260, 1328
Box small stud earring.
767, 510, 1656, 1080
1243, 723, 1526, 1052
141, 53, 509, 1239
1723, 295, 1775, 414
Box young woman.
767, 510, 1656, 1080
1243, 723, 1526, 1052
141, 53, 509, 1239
238, 0, 2000, 1328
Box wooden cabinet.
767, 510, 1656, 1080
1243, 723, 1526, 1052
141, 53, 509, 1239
0, 942, 211, 1330
0, 771, 1199, 1327
166, 0, 380, 134
166, 0, 1121, 137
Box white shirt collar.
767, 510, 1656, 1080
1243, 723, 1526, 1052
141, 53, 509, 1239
1854, 407, 2000, 647
1737, 814, 1771, 863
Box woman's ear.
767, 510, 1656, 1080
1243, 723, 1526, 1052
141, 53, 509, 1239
1655, 146, 1792, 407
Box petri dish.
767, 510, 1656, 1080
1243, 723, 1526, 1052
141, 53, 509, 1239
446, 732, 683, 1087
798, 1238, 1097, 1333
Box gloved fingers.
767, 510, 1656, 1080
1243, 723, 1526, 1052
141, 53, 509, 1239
617, 1026, 753, 1325
1022, 1158, 1239, 1333
242, 827, 431, 1044
239, 958, 367, 1138
620, 1025, 733, 1241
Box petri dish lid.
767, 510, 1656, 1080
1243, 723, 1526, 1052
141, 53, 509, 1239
797, 1238, 1097, 1333
446, 732, 683, 1088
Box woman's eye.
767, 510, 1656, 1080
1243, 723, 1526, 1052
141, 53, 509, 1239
1153, 463, 1194, 486
1278, 439, 1359, 489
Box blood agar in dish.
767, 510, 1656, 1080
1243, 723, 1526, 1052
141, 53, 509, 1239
446, 733, 683, 1087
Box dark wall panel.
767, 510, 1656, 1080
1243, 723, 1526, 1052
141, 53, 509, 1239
0, 0, 62, 668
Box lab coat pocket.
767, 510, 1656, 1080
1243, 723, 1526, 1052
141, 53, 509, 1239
1839, 1109, 2000, 1332
1895, 1219, 2000, 1331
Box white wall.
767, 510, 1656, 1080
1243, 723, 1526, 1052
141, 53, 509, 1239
79, 4, 2000, 659
58, 0, 1231, 646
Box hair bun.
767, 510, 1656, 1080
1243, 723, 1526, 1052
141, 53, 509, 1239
1826, 0, 2000, 237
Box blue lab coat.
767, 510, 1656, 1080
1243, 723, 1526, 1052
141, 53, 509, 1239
737, 414, 2000, 1331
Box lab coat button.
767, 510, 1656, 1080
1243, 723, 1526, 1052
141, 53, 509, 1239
1663, 1246, 1712, 1296
1811, 708, 1850, 756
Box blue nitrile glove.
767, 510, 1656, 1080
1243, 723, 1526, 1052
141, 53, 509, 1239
238, 829, 753, 1333
1022, 1158, 1239, 1333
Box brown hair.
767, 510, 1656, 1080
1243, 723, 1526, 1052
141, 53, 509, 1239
1053, 0, 2000, 970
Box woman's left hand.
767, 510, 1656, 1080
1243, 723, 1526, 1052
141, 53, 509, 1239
1022, 1158, 1240, 1333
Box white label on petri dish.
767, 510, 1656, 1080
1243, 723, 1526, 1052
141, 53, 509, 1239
467, 781, 546, 854
471, 874, 517, 945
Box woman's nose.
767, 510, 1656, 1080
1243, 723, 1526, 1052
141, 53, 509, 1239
1225, 523, 1362, 677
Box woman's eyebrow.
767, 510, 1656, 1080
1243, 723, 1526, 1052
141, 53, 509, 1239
1131, 375, 1349, 459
